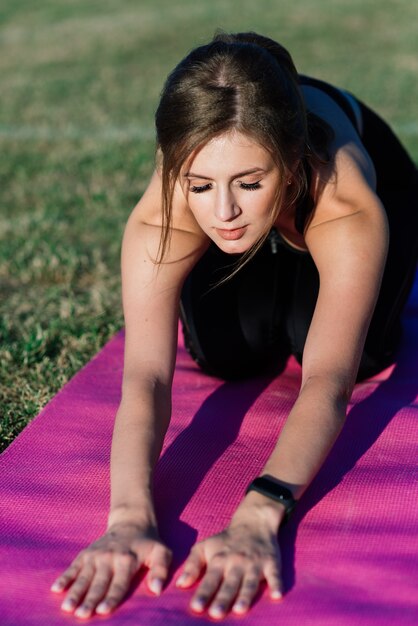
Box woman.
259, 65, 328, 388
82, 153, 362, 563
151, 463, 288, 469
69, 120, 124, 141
51, 32, 418, 620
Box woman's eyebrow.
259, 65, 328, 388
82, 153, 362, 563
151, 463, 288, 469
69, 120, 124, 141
184, 167, 266, 179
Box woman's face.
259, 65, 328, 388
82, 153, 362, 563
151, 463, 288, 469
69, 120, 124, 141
182, 131, 282, 254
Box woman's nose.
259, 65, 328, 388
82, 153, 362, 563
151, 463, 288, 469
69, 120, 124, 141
214, 188, 241, 222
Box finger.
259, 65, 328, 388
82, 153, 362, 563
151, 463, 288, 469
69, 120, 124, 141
51, 562, 82, 593
60, 564, 95, 613
176, 544, 205, 589
73, 566, 112, 619
190, 567, 224, 614
263, 558, 283, 601
147, 545, 173, 595
231, 566, 262, 615
207, 566, 243, 619
95, 552, 139, 615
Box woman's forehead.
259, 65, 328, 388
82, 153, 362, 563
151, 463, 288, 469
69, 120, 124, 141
184, 132, 275, 176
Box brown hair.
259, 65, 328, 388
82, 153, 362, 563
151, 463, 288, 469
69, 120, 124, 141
155, 31, 333, 274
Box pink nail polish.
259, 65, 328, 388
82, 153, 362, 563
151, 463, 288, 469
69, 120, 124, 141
150, 578, 163, 595
176, 574, 188, 587
96, 602, 111, 614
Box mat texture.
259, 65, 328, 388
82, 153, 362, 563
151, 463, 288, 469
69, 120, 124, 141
1, 275, 418, 626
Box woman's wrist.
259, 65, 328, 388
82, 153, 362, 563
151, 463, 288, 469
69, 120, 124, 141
230, 490, 287, 535
107, 500, 157, 530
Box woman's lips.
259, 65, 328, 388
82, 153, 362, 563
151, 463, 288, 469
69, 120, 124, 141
215, 226, 247, 240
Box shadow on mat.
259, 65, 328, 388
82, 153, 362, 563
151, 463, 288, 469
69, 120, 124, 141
154, 375, 277, 563
280, 310, 418, 593
151, 302, 418, 600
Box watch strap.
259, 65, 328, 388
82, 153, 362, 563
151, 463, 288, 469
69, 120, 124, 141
245, 476, 297, 523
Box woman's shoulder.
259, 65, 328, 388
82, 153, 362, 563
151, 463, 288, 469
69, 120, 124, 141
298, 78, 379, 229
306, 144, 381, 237
123, 170, 209, 290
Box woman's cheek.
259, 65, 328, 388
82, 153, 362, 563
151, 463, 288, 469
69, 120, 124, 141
188, 200, 211, 229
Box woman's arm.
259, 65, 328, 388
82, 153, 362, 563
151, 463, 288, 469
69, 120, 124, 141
109, 171, 209, 523
52, 171, 208, 618
177, 145, 389, 618
249, 182, 389, 509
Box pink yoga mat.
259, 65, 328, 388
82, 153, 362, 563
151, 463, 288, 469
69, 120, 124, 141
1, 275, 418, 625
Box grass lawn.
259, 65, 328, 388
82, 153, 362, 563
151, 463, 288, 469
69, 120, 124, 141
1, 0, 417, 451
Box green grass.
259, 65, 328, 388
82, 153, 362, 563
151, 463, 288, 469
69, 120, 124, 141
1, 0, 417, 451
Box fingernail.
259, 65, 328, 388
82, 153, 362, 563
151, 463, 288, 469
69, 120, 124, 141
61, 599, 75, 612
176, 573, 188, 587
271, 589, 283, 600
96, 602, 111, 614
149, 578, 163, 595
233, 600, 247, 613
208, 604, 225, 619
51, 581, 63, 592
190, 598, 205, 612
74, 606, 90, 618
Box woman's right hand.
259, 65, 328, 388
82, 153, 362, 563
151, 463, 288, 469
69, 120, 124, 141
51, 521, 173, 619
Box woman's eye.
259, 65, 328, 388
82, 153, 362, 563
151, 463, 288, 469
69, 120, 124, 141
189, 181, 261, 193
190, 183, 212, 193
240, 181, 261, 191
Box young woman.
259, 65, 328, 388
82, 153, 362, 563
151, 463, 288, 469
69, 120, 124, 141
51, 32, 418, 620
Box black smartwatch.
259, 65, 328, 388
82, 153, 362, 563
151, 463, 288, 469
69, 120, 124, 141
245, 476, 297, 524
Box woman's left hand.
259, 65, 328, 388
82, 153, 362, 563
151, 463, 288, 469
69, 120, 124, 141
175, 515, 283, 619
